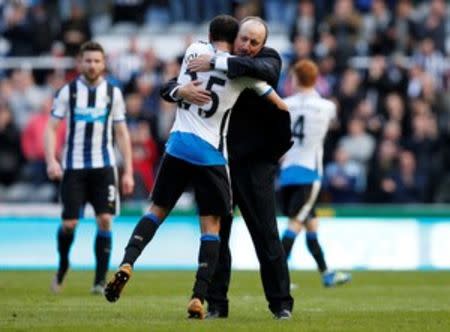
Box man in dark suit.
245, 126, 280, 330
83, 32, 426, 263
160, 16, 293, 320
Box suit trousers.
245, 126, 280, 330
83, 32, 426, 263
206, 158, 294, 314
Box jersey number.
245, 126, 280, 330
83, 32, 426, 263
179, 70, 225, 118
293, 115, 305, 144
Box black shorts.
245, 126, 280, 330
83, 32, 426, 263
279, 181, 321, 221
151, 153, 231, 216
61, 167, 118, 219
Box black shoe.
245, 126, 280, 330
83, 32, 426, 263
205, 309, 228, 319
273, 309, 292, 320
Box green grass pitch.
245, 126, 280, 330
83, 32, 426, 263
1, 270, 449, 331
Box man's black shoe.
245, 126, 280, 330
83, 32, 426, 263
205, 310, 228, 319
273, 309, 292, 320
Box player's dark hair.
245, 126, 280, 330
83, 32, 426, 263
209, 15, 239, 44
79, 41, 105, 56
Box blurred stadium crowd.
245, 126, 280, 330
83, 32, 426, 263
1, 0, 450, 205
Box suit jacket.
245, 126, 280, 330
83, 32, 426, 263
160, 46, 292, 163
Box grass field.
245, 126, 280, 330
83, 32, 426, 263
0, 270, 449, 331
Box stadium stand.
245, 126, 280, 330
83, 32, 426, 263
1, 0, 450, 205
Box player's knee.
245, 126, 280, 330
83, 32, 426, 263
305, 218, 319, 232
148, 204, 169, 221
201, 215, 220, 234
97, 214, 112, 231
62, 219, 78, 232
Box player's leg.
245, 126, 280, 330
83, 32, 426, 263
52, 218, 79, 293
105, 154, 190, 302
188, 164, 231, 319
279, 185, 304, 258
88, 167, 117, 293
305, 218, 352, 287
281, 183, 320, 259
281, 218, 304, 259
52, 170, 85, 293
92, 213, 113, 294
120, 203, 169, 268
304, 217, 328, 274
205, 211, 233, 319
188, 215, 221, 319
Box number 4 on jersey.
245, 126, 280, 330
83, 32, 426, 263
293, 115, 305, 144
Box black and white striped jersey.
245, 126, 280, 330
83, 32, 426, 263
51, 77, 126, 170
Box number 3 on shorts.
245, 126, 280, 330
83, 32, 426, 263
108, 185, 116, 202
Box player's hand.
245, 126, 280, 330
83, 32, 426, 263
178, 80, 211, 105
47, 160, 63, 180
121, 172, 135, 195
188, 54, 212, 72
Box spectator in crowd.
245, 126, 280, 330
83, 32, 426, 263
338, 117, 376, 174
0, 102, 24, 186
129, 120, 158, 200
316, 54, 338, 98
412, 37, 446, 89
20, 97, 66, 185
381, 120, 403, 145
363, 0, 394, 55
58, 3, 92, 56
413, 0, 447, 54
381, 150, 428, 203
383, 92, 410, 137
3, 1, 34, 56
365, 139, 399, 202
112, 0, 146, 25
109, 36, 144, 86
336, 68, 363, 129
323, 147, 366, 203
8, 69, 46, 130
389, 0, 418, 55
353, 99, 383, 137
403, 111, 439, 174
288, 0, 318, 43
322, 0, 362, 71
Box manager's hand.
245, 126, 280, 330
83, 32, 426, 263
177, 80, 211, 106
187, 54, 212, 72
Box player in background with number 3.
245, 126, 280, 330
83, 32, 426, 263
104, 15, 288, 319
278, 60, 351, 288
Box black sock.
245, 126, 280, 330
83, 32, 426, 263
57, 225, 75, 283
94, 230, 112, 285
192, 234, 220, 302
306, 232, 327, 273
121, 213, 161, 267
281, 229, 297, 258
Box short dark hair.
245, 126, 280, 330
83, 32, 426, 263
209, 15, 239, 44
240, 16, 269, 45
79, 41, 105, 56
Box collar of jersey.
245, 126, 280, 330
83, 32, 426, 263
78, 75, 106, 91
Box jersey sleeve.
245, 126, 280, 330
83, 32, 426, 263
177, 42, 211, 84
112, 87, 126, 121
241, 77, 273, 97
51, 85, 69, 119
329, 101, 337, 120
